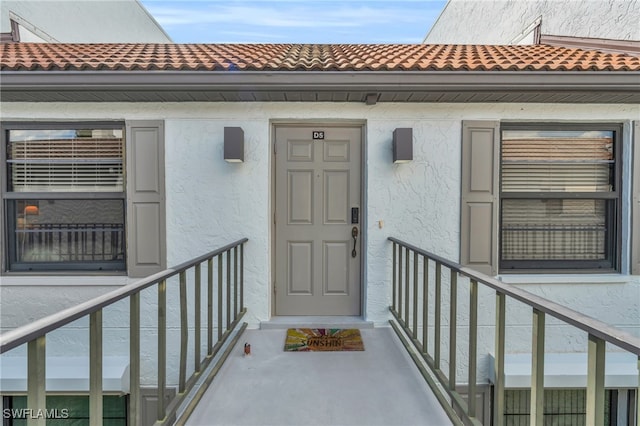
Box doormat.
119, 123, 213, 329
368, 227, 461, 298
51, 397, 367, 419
284, 328, 364, 352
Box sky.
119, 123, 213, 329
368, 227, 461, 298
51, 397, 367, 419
140, 0, 448, 44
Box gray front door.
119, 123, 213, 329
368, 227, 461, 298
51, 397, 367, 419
275, 125, 362, 315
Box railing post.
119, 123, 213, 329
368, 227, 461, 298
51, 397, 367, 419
157, 279, 167, 422
405, 247, 410, 325
531, 308, 545, 426
179, 271, 188, 393
392, 242, 397, 313
195, 263, 202, 373
434, 262, 442, 370
637, 357, 640, 426
27, 336, 46, 426
129, 293, 141, 426
227, 250, 231, 330
449, 271, 457, 391
234, 246, 239, 320
240, 243, 244, 311
398, 246, 403, 322
468, 278, 478, 418
90, 309, 103, 426
207, 258, 213, 355
586, 334, 605, 426
218, 255, 223, 341
413, 251, 418, 340
494, 292, 506, 426
423, 256, 429, 354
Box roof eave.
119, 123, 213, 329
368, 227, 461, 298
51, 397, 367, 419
1, 70, 639, 103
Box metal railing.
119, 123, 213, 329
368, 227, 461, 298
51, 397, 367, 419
0, 238, 248, 426
388, 237, 640, 426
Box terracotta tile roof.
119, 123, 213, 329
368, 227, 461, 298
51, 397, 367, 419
1, 43, 639, 72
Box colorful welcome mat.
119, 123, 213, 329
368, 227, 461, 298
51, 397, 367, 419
284, 328, 364, 352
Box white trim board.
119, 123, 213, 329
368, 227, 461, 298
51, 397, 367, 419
488, 352, 638, 388
0, 356, 129, 393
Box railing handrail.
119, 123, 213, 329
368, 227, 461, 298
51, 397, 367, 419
0, 238, 249, 354
388, 237, 640, 355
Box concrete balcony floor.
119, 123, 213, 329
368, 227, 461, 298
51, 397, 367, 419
185, 326, 452, 426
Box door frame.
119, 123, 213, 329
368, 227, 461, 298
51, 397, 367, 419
270, 120, 367, 318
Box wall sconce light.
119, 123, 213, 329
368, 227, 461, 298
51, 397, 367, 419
224, 127, 244, 163
393, 128, 413, 163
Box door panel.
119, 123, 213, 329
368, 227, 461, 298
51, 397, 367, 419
324, 171, 349, 224
288, 170, 313, 224
275, 126, 361, 315
288, 241, 313, 294
324, 140, 350, 162
288, 140, 314, 161
324, 241, 350, 295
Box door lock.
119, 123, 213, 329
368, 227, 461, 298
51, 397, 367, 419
351, 227, 358, 258
351, 207, 359, 224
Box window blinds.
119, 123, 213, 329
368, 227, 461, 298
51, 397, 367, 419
8, 135, 124, 192
501, 137, 613, 193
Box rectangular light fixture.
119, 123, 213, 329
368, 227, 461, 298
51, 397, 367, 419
393, 128, 413, 163
224, 127, 244, 163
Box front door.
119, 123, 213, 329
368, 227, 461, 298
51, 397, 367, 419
275, 125, 362, 315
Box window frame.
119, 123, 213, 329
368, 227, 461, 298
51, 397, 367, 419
1, 121, 127, 273
498, 122, 623, 273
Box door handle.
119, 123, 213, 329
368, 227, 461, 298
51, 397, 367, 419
351, 226, 358, 258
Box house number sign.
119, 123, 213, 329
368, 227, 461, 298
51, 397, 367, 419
312, 131, 325, 140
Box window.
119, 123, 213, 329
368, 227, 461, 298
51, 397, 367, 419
461, 121, 629, 275
499, 124, 621, 272
2, 123, 126, 272
503, 388, 623, 425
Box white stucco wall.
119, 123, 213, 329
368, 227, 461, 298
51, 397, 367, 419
424, 0, 640, 44
1, 101, 638, 387
0, 0, 171, 43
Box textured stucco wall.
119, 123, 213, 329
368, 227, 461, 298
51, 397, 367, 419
424, 0, 640, 44
1, 101, 638, 386
0, 0, 171, 42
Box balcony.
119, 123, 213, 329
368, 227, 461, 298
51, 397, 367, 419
0, 237, 638, 425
